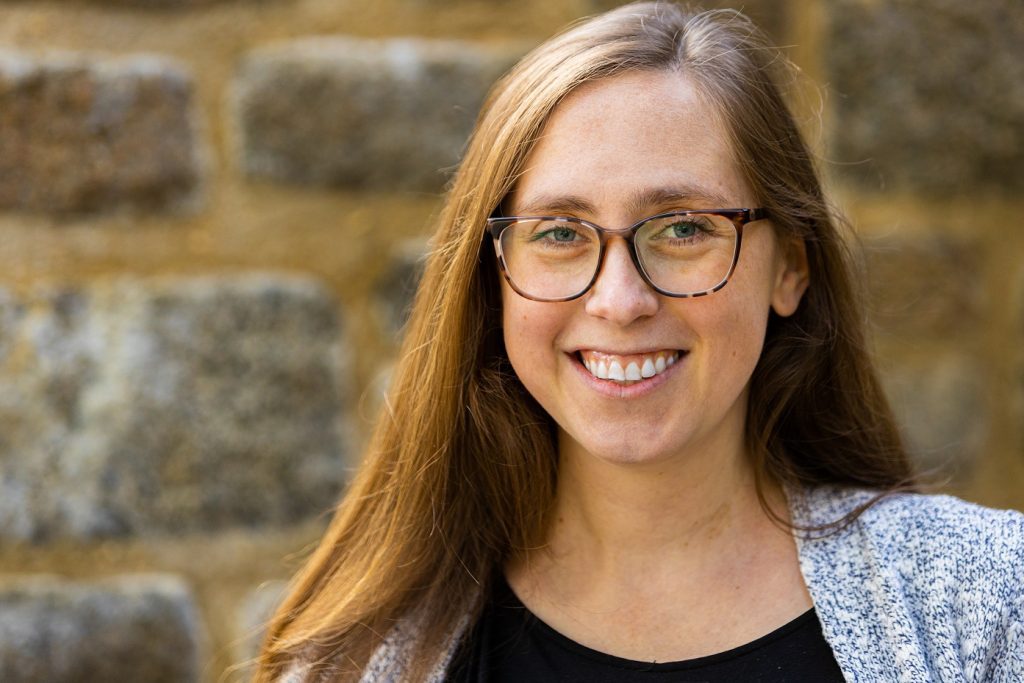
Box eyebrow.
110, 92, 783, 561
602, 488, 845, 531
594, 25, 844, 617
513, 185, 737, 217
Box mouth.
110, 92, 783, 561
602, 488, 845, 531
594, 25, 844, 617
575, 349, 684, 386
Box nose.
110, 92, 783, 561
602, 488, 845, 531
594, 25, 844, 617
584, 238, 659, 325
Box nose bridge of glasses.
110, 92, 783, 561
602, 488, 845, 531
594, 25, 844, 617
593, 229, 649, 288
584, 231, 660, 321
595, 222, 640, 239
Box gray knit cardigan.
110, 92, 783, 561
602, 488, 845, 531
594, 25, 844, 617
285, 486, 1024, 682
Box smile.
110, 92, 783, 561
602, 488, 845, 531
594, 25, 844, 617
577, 350, 682, 385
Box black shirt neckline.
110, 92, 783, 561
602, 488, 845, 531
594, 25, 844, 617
493, 572, 819, 671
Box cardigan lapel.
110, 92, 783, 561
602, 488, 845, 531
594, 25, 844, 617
789, 485, 936, 683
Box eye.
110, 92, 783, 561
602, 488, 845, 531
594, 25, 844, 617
527, 222, 587, 244
668, 220, 701, 238
651, 215, 713, 241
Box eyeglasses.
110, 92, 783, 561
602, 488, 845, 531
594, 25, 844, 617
486, 208, 767, 302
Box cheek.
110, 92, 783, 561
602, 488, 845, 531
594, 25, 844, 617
688, 265, 775, 384
722, 301, 770, 367
692, 296, 768, 358
715, 241, 780, 336
501, 284, 562, 370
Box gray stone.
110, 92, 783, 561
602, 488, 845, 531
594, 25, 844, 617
0, 275, 348, 541
233, 580, 287, 673
373, 238, 428, 339
862, 233, 984, 340
234, 37, 518, 192
365, 362, 395, 424
0, 287, 25, 365
882, 353, 988, 481
0, 50, 203, 214
827, 0, 1024, 194
0, 574, 202, 683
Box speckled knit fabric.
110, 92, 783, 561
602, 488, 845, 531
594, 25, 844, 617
790, 486, 1024, 682
283, 486, 1024, 682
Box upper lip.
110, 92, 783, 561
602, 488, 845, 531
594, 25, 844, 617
568, 346, 686, 354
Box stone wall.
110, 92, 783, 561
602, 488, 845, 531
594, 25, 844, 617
0, 0, 1021, 680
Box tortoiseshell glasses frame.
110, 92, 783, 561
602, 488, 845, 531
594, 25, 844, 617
485, 208, 768, 302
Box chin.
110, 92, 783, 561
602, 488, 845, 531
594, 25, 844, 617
562, 429, 684, 468
591, 450, 671, 468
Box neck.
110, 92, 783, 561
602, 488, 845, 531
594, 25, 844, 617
529, 429, 787, 585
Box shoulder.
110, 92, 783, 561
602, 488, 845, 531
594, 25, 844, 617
793, 485, 1024, 678
274, 615, 460, 683
868, 489, 1023, 554
274, 600, 476, 682
795, 484, 1024, 572
794, 485, 1024, 586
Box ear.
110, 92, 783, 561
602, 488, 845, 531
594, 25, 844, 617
770, 236, 810, 317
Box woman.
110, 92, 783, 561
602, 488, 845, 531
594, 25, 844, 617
257, 3, 1023, 681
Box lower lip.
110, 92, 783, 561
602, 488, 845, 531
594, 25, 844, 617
568, 352, 685, 399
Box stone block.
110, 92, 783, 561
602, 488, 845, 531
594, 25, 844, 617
827, 0, 1024, 194
862, 233, 983, 341
882, 353, 988, 481
0, 51, 203, 214
0, 574, 202, 683
373, 238, 428, 339
364, 362, 395, 425
0, 288, 25, 365
234, 37, 518, 192
0, 275, 348, 541
233, 580, 287, 672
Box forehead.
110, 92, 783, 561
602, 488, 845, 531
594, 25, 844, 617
510, 70, 753, 216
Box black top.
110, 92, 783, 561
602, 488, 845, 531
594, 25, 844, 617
449, 574, 845, 682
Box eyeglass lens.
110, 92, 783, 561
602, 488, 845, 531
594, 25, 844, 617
496, 213, 739, 300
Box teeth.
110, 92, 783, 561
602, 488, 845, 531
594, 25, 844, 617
579, 350, 681, 385
625, 362, 641, 381
608, 361, 625, 381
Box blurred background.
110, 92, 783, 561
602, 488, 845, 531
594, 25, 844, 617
0, 0, 1021, 681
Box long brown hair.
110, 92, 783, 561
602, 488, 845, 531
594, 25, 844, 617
256, 3, 914, 680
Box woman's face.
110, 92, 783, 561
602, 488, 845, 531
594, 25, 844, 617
501, 70, 807, 468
